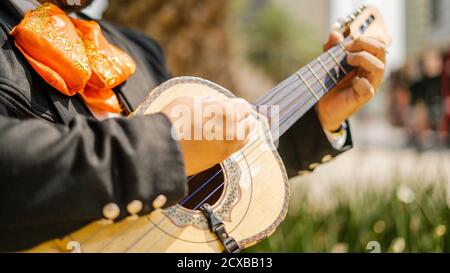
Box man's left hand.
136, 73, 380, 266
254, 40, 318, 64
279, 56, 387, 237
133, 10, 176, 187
317, 31, 387, 132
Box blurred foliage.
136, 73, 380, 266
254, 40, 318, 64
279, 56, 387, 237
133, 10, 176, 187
247, 176, 450, 253
105, 0, 323, 90
104, 0, 235, 89
233, 1, 322, 82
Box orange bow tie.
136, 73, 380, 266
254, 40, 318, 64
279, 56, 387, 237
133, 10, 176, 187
10, 3, 136, 113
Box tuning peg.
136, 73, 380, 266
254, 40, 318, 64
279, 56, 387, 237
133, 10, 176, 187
343, 15, 355, 26
336, 17, 347, 28
354, 4, 367, 17
332, 17, 351, 37
331, 21, 342, 31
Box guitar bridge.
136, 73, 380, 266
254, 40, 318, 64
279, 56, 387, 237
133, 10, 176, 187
200, 204, 241, 253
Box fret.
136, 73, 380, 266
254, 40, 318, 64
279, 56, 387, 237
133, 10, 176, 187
296, 71, 319, 101
328, 50, 348, 75
307, 64, 327, 92
257, 44, 353, 141
252, 15, 363, 142
317, 57, 338, 84
256, 74, 300, 106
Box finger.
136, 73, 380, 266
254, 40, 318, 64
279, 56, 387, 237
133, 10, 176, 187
234, 98, 252, 119
352, 77, 375, 104
344, 36, 387, 63
225, 98, 251, 121
324, 30, 344, 51
246, 115, 258, 137
237, 115, 258, 144
213, 99, 244, 119
204, 100, 226, 124
347, 52, 385, 88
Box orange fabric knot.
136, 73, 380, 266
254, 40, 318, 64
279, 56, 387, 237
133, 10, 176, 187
10, 3, 136, 114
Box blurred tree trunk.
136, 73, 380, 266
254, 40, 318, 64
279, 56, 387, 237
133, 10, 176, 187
104, 0, 235, 90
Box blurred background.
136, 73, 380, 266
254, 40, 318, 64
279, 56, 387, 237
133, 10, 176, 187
86, 0, 450, 252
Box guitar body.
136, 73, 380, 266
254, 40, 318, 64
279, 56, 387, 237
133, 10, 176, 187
26, 77, 289, 253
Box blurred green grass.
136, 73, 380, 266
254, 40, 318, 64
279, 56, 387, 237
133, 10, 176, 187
246, 173, 450, 253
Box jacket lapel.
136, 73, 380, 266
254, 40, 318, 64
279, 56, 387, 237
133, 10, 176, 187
1, 2, 159, 123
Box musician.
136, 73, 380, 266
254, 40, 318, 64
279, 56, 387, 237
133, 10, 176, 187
0, 0, 386, 251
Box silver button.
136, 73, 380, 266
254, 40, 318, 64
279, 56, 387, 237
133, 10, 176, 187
152, 195, 167, 209
66, 241, 82, 253
309, 163, 320, 170
102, 203, 120, 220
322, 155, 333, 163
127, 200, 144, 215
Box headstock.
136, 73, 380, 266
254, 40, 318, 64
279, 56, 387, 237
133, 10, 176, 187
334, 5, 392, 47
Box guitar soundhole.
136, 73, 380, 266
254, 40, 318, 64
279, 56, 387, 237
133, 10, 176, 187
180, 164, 225, 210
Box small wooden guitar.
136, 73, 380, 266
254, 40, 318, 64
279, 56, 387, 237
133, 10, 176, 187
26, 5, 391, 253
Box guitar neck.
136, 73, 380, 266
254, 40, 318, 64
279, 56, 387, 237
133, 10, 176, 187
255, 43, 353, 140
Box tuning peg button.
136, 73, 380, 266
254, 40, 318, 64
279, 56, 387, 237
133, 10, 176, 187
127, 200, 144, 216
337, 17, 347, 26
103, 203, 120, 220
153, 195, 167, 209
331, 21, 342, 31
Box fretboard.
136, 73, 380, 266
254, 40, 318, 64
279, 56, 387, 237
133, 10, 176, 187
255, 43, 354, 140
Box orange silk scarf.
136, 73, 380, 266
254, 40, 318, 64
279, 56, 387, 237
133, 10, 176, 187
10, 3, 136, 113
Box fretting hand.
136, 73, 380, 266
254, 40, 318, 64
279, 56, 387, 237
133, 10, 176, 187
317, 31, 387, 132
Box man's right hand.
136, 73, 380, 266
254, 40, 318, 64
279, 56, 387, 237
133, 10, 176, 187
162, 97, 257, 176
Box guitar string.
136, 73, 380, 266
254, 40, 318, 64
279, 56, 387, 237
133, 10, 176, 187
121, 50, 351, 252
260, 50, 345, 128
260, 46, 349, 133
141, 130, 289, 252
175, 39, 354, 211
256, 44, 345, 106
271, 53, 350, 135
83, 47, 349, 252
276, 44, 355, 134
278, 59, 352, 135
178, 50, 348, 206
80, 47, 349, 252
118, 136, 269, 252
168, 51, 347, 212
140, 80, 339, 252
76, 170, 209, 252
178, 52, 347, 208
112, 27, 366, 251
87, 21, 370, 251
81, 112, 274, 252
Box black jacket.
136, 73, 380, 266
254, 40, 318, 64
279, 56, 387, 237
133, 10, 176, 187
0, 2, 352, 251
